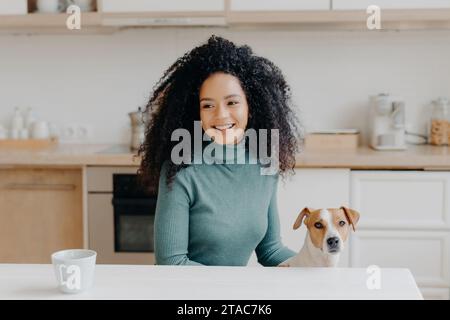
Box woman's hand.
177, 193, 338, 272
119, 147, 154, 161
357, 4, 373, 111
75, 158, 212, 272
277, 263, 290, 267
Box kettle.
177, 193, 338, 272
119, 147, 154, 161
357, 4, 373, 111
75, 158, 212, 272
129, 107, 147, 151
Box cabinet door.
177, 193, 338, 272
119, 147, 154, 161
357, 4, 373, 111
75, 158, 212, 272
99, 0, 225, 12
333, 0, 450, 10
351, 171, 450, 230
420, 287, 450, 300
0, 168, 83, 263
351, 230, 450, 288
230, 0, 330, 11
250, 169, 351, 267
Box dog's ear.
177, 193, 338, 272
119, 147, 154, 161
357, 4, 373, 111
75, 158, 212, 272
293, 207, 314, 230
340, 206, 360, 232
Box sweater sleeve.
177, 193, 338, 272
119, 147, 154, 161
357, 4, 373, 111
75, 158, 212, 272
154, 162, 204, 266
255, 176, 297, 267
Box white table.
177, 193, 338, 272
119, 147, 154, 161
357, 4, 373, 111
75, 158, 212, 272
0, 264, 423, 300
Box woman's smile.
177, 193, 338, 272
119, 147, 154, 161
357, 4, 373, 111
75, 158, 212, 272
212, 123, 235, 131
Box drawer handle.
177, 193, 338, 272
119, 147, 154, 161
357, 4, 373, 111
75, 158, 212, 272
3, 183, 76, 191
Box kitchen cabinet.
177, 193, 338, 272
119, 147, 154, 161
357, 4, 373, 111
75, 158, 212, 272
248, 168, 351, 267
350, 170, 450, 299
98, 0, 225, 12
333, 0, 450, 10
420, 287, 450, 300
229, 0, 330, 11
0, 168, 83, 263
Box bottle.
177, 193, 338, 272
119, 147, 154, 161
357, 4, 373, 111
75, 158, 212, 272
10, 107, 24, 139
24, 107, 36, 131
429, 98, 449, 146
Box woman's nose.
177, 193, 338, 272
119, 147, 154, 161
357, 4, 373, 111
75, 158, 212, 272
214, 103, 230, 119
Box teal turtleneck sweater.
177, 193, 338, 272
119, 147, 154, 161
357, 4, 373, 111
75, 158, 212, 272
154, 138, 296, 266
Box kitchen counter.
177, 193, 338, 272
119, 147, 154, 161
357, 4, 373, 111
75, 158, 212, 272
0, 143, 449, 169
0, 264, 422, 300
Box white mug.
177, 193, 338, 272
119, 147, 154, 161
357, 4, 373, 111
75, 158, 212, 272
31, 121, 50, 139
36, 0, 61, 13
51, 249, 97, 294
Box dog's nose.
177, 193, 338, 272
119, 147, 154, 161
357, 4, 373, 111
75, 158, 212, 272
327, 237, 340, 249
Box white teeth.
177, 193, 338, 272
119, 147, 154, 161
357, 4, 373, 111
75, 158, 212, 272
214, 124, 234, 130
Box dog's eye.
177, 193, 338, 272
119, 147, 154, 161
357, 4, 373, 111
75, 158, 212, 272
314, 222, 323, 229
339, 221, 346, 226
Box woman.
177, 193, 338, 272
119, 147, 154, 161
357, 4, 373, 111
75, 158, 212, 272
139, 35, 302, 266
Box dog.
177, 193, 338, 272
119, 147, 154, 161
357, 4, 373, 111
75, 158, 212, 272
280, 206, 360, 267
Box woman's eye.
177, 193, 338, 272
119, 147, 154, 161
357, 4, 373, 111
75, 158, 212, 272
202, 104, 213, 109
227, 101, 239, 106
339, 221, 346, 226
314, 222, 323, 229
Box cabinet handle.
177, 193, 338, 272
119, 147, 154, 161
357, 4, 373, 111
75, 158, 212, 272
3, 183, 76, 191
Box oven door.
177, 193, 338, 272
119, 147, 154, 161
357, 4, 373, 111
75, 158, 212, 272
112, 197, 156, 253
88, 194, 155, 265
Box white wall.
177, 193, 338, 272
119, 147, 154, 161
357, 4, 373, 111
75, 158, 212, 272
1, 28, 449, 144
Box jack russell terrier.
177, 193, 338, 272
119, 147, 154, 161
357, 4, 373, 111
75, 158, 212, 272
280, 206, 360, 267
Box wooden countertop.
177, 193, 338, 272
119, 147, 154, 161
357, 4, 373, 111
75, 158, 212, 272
0, 143, 449, 169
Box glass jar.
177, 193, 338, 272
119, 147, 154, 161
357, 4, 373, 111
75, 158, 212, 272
429, 98, 449, 146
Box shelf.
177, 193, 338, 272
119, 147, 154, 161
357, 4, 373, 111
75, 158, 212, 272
0, 12, 107, 34
226, 9, 450, 30
0, 9, 450, 33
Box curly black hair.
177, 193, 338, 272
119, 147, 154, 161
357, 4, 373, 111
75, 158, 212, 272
138, 35, 303, 191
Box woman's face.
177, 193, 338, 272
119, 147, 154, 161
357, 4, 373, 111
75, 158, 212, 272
199, 72, 249, 145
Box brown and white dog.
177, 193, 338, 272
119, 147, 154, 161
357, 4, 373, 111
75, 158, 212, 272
280, 206, 360, 267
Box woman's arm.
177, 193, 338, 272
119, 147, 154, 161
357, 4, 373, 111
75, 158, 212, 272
154, 162, 204, 266
255, 176, 297, 267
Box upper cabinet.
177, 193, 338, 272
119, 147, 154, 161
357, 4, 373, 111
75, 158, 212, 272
229, 0, 330, 11
333, 0, 450, 10
1, 0, 450, 32
98, 0, 225, 12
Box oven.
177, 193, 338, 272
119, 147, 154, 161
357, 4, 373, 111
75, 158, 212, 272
87, 166, 156, 265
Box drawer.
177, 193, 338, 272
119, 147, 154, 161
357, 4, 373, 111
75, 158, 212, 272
0, 168, 80, 191
350, 230, 450, 287
86, 166, 139, 192
351, 171, 450, 229
420, 287, 449, 300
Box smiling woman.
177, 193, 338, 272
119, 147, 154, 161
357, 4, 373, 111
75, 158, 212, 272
199, 72, 249, 145
138, 35, 303, 266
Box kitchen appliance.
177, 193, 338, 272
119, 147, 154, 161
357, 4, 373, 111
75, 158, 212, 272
129, 107, 146, 151
87, 166, 156, 264
369, 93, 407, 150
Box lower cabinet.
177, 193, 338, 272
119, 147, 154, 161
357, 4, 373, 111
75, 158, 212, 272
420, 287, 450, 300
350, 170, 450, 300
249, 168, 450, 300
0, 167, 83, 263
248, 168, 351, 267
351, 230, 450, 295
